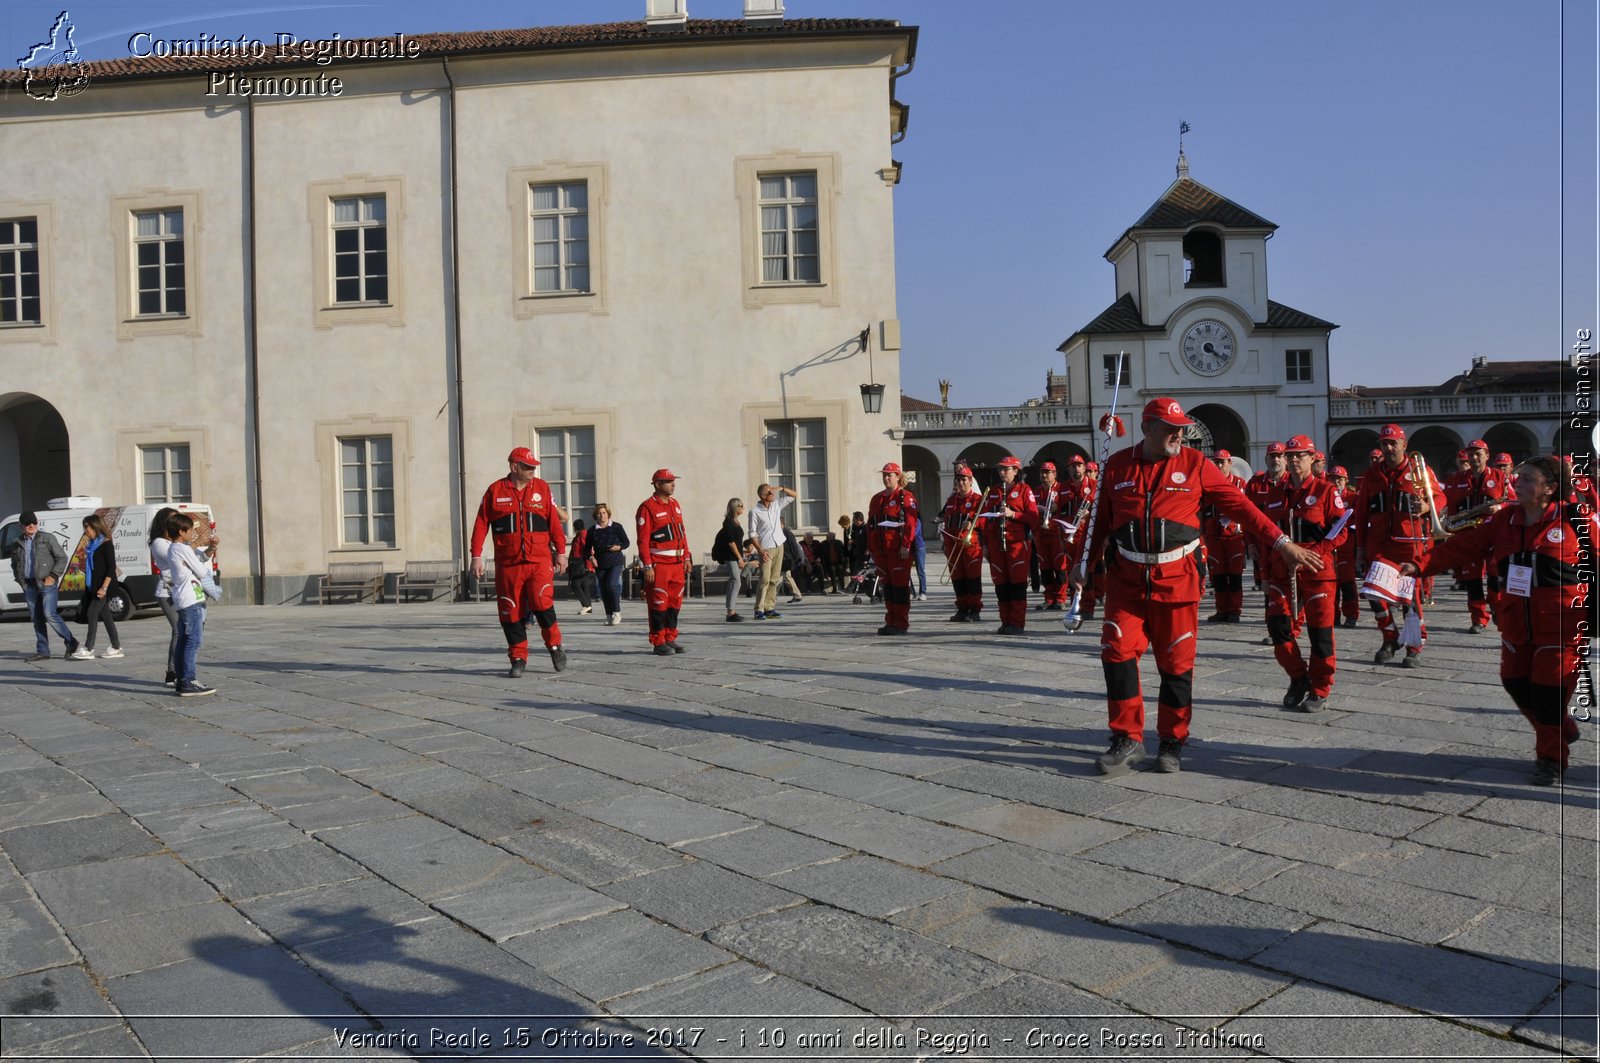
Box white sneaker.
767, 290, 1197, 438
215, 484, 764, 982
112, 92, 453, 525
580, 606, 593, 614
608, 613, 621, 626
99, 647, 125, 659
67, 648, 94, 660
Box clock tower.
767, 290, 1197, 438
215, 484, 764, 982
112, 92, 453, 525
1056, 153, 1336, 470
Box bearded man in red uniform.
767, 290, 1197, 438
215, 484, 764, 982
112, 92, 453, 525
939, 464, 985, 623
1442, 439, 1508, 632
1329, 466, 1362, 628
1262, 436, 1350, 711
1353, 423, 1447, 667
1202, 449, 1248, 623
1033, 462, 1073, 611
471, 447, 568, 676
868, 462, 918, 635
979, 456, 1040, 634
1070, 399, 1319, 775
1059, 455, 1100, 622
1244, 442, 1287, 590
637, 468, 690, 656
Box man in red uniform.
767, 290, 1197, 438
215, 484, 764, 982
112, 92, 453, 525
979, 456, 1040, 634
867, 462, 918, 635
1244, 442, 1286, 590
471, 447, 568, 676
1059, 455, 1099, 622
1202, 449, 1247, 623
939, 464, 985, 622
1033, 462, 1073, 611
1070, 398, 1320, 775
1263, 436, 1350, 711
1442, 439, 1508, 632
636, 468, 690, 656
1353, 423, 1446, 667
1329, 466, 1362, 627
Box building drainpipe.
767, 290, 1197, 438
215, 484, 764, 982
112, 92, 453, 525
244, 96, 266, 605
442, 58, 467, 587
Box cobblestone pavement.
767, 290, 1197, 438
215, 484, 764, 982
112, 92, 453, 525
1, 581, 1595, 1062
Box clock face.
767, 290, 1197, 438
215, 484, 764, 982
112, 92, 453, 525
1181, 319, 1236, 376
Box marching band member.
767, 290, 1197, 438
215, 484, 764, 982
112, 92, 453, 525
1442, 439, 1508, 632
1352, 424, 1446, 668
1403, 457, 1592, 785
867, 462, 919, 635
1244, 442, 1286, 590
1033, 462, 1073, 611
939, 464, 985, 622
1329, 466, 1362, 627
1203, 449, 1247, 623
636, 469, 690, 656
1070, 398, 1320, 775
1262, 436, 1349, 711
978, 456, 1039, 635
1059, 455, 1100, 622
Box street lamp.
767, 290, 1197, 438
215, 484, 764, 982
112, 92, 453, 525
858, 325, 884, 414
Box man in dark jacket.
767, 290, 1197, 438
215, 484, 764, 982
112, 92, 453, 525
9, 511, 80, 660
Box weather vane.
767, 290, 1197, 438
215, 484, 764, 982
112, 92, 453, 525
1178, 120, 1190, 154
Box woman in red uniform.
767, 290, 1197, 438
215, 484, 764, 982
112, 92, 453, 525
867, 462, 919, 635
1404, 457, 1592, 785
978, 456, 1039, 635
939, 464, 985, 622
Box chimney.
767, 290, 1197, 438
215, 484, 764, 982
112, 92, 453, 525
1470, 355, 1488, 370
744, 0, 784, 19
646, 0, 687, 31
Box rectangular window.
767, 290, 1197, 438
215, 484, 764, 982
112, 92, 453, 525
758, 172, 819, 283
530, 182, 590, 294
0, 218, 41, 326
1102, 354, 1130, 388
140, 444, 192, 503
331, 195, 388, 304
1286, 349, 1313, 382
339, 435, 395, 546
536, 426, 597, 515
764, 419, 827, 530
132, 209, 185, 316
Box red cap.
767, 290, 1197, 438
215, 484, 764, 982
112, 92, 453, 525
1214, 449, 1232, 461
953, 464, 973, 477
1088, 461, 1099, 471
1455, 449, 1469, 460
1332, 465, 1349, 478
881, 462, 902, 475
1265, 441, 1286, 456
1283, 434, 1316, 454
1494, 452, 1514, 466
1039, 461, 1057, 472
997, 456, 1023, 469
1369, 448, 1383, 461
1467, 439, 1489, 450
1142, 397, 1194, 427
508, 447, 539, 467
1313, 451, 1325, 462
650, 468, 678, 482
1379, 423, 1406, 441
1067, 454, 1086, 465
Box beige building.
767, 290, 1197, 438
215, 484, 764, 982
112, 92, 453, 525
0, 10, 915, 602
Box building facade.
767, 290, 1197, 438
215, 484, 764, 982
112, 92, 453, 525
0, 14, 916, 601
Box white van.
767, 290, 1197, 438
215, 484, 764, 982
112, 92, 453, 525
0, 498, 218, 622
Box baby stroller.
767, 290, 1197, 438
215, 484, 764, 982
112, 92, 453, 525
848, 559, 879, 604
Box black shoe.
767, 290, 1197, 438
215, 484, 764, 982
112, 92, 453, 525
1469, 622, 1486, 633
653, 644, 674, 657
726, 613, 745, 622
948, 611, 967, 623
765, 610, 782, 619
27, 652, 50, 661
1260, 636, 1274, 646
176, 682, 216, 698
1400, 649, 1421, 669
1045, 603, 1063, 612
788, 596, 803, 604
549, 647, 568, 672
1034, 603, 1048, 611
1153, 739, 1183, 773
1224, 614, 1243, 624
996, 624, 1025, 636
1342, 616, 1359, 629
1373, 641, 1400, 664
1282, 675, 1311, 708
1097, 736, 1145, 776
876, 624, 906, 635
1297, 694, 1329, 713
508, 658, 526, 678
670, 641, 685, 654
1533, 758, 1564, 786
163, 669, 177, 685
1205, 612, 1226, 623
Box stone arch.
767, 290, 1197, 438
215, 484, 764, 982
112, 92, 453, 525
955, 441, 1015, 493
1480, 422, 1538, 464
1186, 403, 1248, 459
900, 443, 941, 518
1029, 440, 1091, 471
1553, 421, 1591, 461
1406, 425, 1463, 479
1330, 428, 1380, 479
0, 393, 70, 517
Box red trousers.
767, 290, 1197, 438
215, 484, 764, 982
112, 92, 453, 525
645, 561, 686, 646
1501, 639, 1584, 765
1036, 532, 1069, 605
876, 551, 914, 628
1335, 553, 1361, 622
1266, 577, 1338, 697
1204, 534, 1246, 617
1101, 595, 1198, 743
988, 543, 1031, 627
495, 559, 561, 660
946, 547, 985, 614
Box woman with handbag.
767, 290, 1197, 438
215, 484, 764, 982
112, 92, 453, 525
70, 514, 124, 661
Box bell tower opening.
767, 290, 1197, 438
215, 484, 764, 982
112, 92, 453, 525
1183, 229, 1224, 287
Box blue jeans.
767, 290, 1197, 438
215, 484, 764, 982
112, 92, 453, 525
174, 603, 206, 684
596, 564, 624, 614
24, 581, 76, 655
914, 537, 928, 595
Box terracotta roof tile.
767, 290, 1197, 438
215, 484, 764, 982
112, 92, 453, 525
900, 394, 942, 411
1131, 177, 1277, 232
1263, 300, 1337, 330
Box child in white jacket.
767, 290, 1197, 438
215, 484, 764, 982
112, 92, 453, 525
161, 512, 221, 697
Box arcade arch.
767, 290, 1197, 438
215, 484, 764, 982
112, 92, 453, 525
0, 393, 71, 517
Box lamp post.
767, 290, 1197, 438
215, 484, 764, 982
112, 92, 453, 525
858, 325, 884, 414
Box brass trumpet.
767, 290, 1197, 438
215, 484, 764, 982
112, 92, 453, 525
1408, 453, 1447, 538
1441, 499, 1504, 533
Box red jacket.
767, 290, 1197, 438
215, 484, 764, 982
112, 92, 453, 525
471, 476, 565, 564
635, 495, 689, 567
978, 480, 1040, 557
1353, 456, 1446, 558
1034, 480, 1073, 544
940, 489, 983, 562
1442, 468, 1509, 517
1424, 502, 1593, 646
867, 486, 919, 562
1078, 444, 1285, 603
1203, 472, 1248, 541
1057, 475, 1097, 550
1259, 473, 1348, 583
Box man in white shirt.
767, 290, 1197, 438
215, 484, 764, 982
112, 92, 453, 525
748, 483, 797, 619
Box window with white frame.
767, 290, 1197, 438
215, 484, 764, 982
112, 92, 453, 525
133, 209, 185, 316
140, 444, 192, 503
764, 419, 827, 530
331, 195, 388, 304
0, 218, 41, 326
1102, 354, 1131, 388
1286, 349, 1313, 382
536, 426, 596, 515
339, 435, 395, 546
530, 182, 589, 293
758, 172, 819, 283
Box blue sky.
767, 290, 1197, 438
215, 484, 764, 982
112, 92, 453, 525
5, 0, 1593, 407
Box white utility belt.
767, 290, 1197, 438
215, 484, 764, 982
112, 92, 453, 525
650, 549, 686, 559
1116, 539, 1201, 566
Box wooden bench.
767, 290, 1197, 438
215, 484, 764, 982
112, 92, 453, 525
471, 559, 497, 601
318, 561, 385, 604
393, 560, 460, 603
